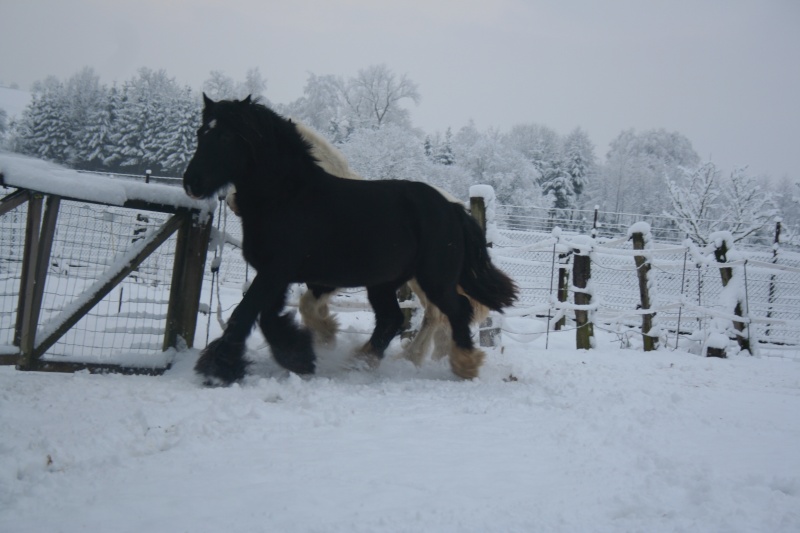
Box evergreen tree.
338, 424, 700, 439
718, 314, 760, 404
433, 127, 455, 165
79, 85, 117, 170
154, 87, 200, 174
540, 159, 574, 210
15, 79, 71, 164
562, 127, 595, 202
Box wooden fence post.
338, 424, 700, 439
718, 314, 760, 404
469, 189, 501, 347
163, 210, 213, 351
765, 220, 781, 337
573, 247, 593, 349
631, 231, 657, 351
556, 252, 570, 330
713, 238, 750, 355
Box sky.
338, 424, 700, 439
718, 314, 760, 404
1, 0, 798, 180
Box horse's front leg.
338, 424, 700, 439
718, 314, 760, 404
258, 280, 317, 375
195, 273, 268, 385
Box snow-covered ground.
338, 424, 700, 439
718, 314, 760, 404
2, 313, 799, 532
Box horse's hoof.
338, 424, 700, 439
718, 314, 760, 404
351, 344, 382, 371
449, 347, 485, 380
194, 337, 249, 386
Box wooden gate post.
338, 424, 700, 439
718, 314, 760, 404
573, 247, 593, 350
713, 239, 750, 354
469, 189, 501, 347
163, 210, 213, 351
556, 252, 571, 330
17, 194, 61, 370
631, 231, 657, 351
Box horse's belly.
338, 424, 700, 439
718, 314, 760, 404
296, 244, 413, 287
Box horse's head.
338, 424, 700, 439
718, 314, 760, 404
183, 94, 253, 199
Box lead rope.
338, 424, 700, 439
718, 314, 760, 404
205, 195, 226, 345
215, 195, 229, 331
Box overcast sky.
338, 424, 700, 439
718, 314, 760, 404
1, 0, 798, 180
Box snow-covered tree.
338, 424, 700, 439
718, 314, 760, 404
65, 67, 107, 168
452, 122, 545, 206
594, 128, 700, 215
79, 84, 119, 170
664, 162, 722, 244
562, 127, 596, 202
348, 64, 420, 129
152, 86, 200, 174
665, 162, 777, 245
506, 123, 562, 177
540, 158, 574, 210
719, 167, 777, 243
340, 124, 428, 181
203, 70, 236, 101
14, 77, 71, 164
108, 68, 189, 174
770, 175, 800, 229
285, 65, 420, 139
0, 108, 7, 146
236, 67, 268, 100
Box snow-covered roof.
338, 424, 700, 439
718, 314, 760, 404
0, 151, 216, 214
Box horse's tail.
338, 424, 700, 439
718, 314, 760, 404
455, 204, 518, 312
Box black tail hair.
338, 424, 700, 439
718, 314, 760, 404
455, 204, 518, 311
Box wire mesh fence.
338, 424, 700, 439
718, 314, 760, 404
5, 178, 800, 365
490, 205, 800, 358
1, 188, 179, 364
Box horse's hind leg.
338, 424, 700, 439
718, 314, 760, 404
416, 281, 484, 379
299, 284, 339, 345
357, 283, 404, 365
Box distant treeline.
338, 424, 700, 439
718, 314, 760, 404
9, 68, 198, 176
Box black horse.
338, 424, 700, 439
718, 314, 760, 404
183, 95, 517, 385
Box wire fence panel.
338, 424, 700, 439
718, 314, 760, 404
491, 201, 800, 358
0, 193, 26, 351
39, 201, 177, 362
0, 189, 180, 365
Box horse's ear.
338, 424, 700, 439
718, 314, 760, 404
242, 94, 252, 105
202, 92, 215, 109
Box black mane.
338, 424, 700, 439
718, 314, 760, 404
209, 97, 321, 177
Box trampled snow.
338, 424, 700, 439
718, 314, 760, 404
2, 321, 799, 532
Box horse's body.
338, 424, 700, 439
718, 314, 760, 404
183, 95, 516, 384
225, 120, 489, 364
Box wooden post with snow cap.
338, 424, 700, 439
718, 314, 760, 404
469, 185, 501, 347
711, 233, 749, 355
630, 222, 657, 351
571, 236, 594, 350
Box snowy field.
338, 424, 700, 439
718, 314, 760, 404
2, 306, 799, 532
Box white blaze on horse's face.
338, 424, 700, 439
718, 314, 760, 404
199, 119, 217, 136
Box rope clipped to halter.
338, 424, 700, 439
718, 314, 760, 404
205, 192, 230, 345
